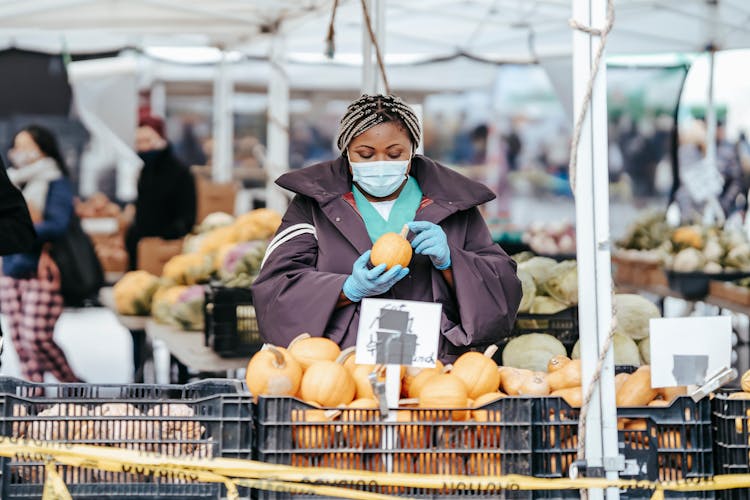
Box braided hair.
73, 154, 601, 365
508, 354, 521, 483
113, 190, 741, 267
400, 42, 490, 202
336, 94, 421, 154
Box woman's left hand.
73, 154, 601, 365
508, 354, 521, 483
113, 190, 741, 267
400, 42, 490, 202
407, 221, 451, 270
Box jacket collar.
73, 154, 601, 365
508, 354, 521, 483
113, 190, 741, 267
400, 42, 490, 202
275, 155, 496, 210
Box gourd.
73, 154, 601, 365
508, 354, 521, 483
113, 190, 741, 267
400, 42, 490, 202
546, 359, 582, 392
547, 355, 571, 373
370, 225, 412, 269
616, 365, 657, 407
245, 346, 302, 399
407, 363, 449, 399
288, 333, 341, 371
499, 367, 533, 396
451, 345, 500, 399
518, 372, 550, 396
741, 369, 750, 392
418, 374, 469, 421
551, 387, 583, 407
402, 361, 444, 397
614, 372, 630, 393
298, 351, 356, 407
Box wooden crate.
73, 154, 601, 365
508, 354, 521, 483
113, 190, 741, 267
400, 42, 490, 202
709, 280, 750, 306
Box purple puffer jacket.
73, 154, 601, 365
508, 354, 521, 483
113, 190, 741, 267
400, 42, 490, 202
251, 155, 522, 363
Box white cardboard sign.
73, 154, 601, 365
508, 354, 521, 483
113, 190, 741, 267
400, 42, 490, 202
649, 316, 731, 388
355, 298, 441, 368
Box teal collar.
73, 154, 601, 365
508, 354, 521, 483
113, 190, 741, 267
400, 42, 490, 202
353, 176, 423, 243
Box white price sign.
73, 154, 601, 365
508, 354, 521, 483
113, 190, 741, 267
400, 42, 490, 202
649, 316, 731, 388
355, 298, 441, 368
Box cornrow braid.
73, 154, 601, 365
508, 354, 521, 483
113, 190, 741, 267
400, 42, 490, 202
336, 94, 421, 153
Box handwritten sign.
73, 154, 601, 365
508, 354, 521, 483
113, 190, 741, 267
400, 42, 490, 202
356, 298, 441, 368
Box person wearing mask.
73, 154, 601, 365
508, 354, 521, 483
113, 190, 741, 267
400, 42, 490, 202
252, 94, 522, 363
0, 125, 83, 382
125, 115, 197, 270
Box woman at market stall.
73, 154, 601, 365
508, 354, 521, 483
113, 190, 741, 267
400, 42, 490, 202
252, 94, 522, 362
0, 125, 83, 382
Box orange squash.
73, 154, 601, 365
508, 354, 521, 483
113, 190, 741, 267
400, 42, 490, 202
418, 374, 469, 421
341, 398, 381, 448
370, 225, 412, 270
742, 370, 750, 392
551, 386, 583, 407
648, 399, 669, 407
616, 366, 657, 407
472, 392, 505, 447
244, 345, 302, 399
292, 409, 339, 449
298, 351, 356, 407
614, 372, 630, 393
547, 355, 571, 373
402, 361, 444, 397
499, 367, 533, 395
317, 452, 364, 469
546, 359, 582, 392
414, 453, 466, 475
471, 392, 506, 421
407, 363, 449, 399
518, 372, 550, 396
728, 392, 750, 400
451, 345, 501, 399
288, 333, 341, 371
658, 386, 687, 403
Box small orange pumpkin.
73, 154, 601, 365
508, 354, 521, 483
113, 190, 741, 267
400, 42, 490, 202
396, 410, 428, 449
287, 333, 341, 371
245, 345, 302, 399
451, 345, 501, 399
298, 351, 356, 407
467, 452, 503, 475
407, 364, 448, 399
418, 373, 469, 421
291, 409, 339, 449
402, 361, 444, 397
370, 225, 412, 269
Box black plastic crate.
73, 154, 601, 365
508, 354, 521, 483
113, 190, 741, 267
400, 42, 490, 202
204, 285, 263, 358
712, 393, 750, 500
533, 396, 714, 500
505, 307, 579, 357
666, 270, 750, 301
254, 395, 535, 499
0, 377, 253, 499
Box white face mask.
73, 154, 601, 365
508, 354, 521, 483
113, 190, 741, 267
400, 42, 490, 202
8, 149, 41, 168
349, 154, 410, 198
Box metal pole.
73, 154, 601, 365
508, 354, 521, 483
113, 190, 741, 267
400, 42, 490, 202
361, 0, 374, 94
150, 82, 167, 120
211, 50, 234, 183
265, 34, 290, 213
571, 0, 620, 499
374, 0, 386, 94
705, 49, 717, 169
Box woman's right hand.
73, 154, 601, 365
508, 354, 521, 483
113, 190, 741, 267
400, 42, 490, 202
342, 250, 409, 303
28, 203, 43, 223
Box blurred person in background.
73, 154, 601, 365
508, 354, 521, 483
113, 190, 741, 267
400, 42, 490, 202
0, 125, 83, 382
125, 115, 197, 270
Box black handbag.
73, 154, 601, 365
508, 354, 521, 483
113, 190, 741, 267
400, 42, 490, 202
48, 214, 104, 306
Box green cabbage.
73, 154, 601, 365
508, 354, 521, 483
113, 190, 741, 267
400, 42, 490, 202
502, 333, 567, 372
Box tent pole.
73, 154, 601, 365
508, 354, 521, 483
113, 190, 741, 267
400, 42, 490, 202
705, 48, 717, 169
211, 49, 234, 183
360, 0, 385, 94
265, 33, 290, 213
571, 0, 619, 499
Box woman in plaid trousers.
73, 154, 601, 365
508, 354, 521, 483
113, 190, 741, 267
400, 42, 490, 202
0, 125, 82, 383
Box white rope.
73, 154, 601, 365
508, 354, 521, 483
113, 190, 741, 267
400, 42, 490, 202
568, 0, 615, 194
566, 1, 616, 495
260, 224, 317, 269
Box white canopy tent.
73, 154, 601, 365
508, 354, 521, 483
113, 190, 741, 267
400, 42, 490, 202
3, 2, 750, 497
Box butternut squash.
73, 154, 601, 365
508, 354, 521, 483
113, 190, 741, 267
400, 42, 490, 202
499, 367, 533, 395
658, 386, 687, 403
547, 355, 571, 373
551, 386, 583, 407
616, 365, 657, 407
518, 372, 550, 396
546, 359, 582, 392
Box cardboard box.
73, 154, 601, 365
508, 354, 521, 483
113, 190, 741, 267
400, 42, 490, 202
195, 176, 238, 223
137, 237, 184, 276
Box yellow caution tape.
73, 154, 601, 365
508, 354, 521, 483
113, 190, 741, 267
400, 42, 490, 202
42, 462, 72, 500
2, 436, 750, 500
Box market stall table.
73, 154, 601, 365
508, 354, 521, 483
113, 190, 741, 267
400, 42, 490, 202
145, 320, 248, 382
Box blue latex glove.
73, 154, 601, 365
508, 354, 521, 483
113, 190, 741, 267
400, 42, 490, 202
407, 221, 451, 270
342, 250, 410, 302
